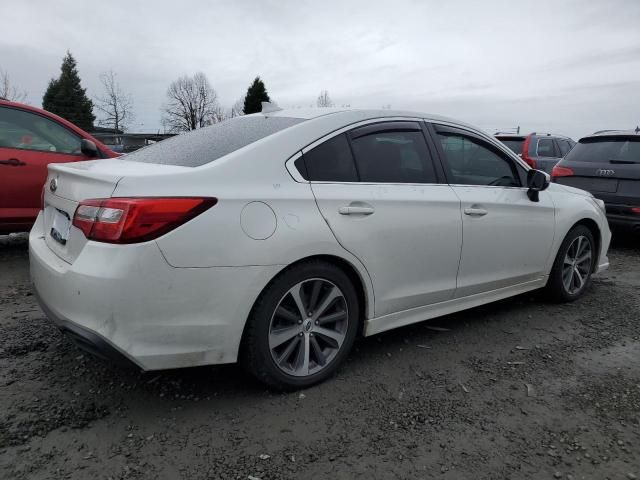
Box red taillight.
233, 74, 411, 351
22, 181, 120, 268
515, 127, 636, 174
551, 166, 574, 178
520, 135, 537, 168
72, 197, 217, 244
632, 207, 640, 214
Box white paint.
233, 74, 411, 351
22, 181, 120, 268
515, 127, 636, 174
30, 108, 612, 373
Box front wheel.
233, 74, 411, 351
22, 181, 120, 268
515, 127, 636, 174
546, 225, 596, 302
242, 261, 360, 390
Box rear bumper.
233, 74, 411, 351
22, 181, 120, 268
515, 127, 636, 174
35, 289, 139, 369
29, 212, 283, 370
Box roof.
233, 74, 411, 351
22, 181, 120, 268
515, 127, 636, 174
259, 106, 482, 133
587, 127, 640, 139
494, 134, 526, 139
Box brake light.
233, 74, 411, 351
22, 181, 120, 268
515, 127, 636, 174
521, 135, 537, 168
72, 197, 217, 244
632, 207, 640, 214
551, 166, 574, 178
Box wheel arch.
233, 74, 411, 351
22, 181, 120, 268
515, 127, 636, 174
239, 254, 373, 356
571, 218, 601, 272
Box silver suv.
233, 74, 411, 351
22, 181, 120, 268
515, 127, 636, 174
495, 132, 576, 174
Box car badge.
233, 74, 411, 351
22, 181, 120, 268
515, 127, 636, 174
50, 177, 58, 192
596, 169, 615, 177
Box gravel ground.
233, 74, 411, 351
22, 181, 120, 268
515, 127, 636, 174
1, 233, 639, 480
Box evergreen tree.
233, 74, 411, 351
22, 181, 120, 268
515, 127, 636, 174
242, 76, 270, 114
42, 51, 95, 130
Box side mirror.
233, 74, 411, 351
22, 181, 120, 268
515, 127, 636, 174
526, 169, 550, 202
81, 138, 99, 158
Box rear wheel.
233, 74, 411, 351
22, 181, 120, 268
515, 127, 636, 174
546, 225, 596, 302
242, 261, 359, 390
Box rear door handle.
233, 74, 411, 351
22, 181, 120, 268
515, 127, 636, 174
0, 158, 26, 166
339, 205, 375, 215
464, 207, 488, 217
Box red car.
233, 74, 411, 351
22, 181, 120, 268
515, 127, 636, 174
0, 99, 117, 234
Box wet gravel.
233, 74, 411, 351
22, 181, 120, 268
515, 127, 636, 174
1, 232, 639, 479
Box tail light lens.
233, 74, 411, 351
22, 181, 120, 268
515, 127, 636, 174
520, 135, 537, 168
551, 166, 574, 178
631, 207, 640, 214
72, 197, 217, 244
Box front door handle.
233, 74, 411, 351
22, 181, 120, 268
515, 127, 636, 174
0, 158, 26, 166
339, 205, 375, 215
464, 207, 488, 217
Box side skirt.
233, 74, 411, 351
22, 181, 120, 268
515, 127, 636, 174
363, 277, 548, 336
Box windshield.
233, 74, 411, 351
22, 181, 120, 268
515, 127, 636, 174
496, 138, 525, 155
565, 137, 640, 164
125, 116, 304, 167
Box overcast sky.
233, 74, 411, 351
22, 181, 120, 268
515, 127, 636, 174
2, 0, 639, 138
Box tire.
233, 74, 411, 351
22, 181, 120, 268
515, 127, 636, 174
242, 260, 360, 390
546, 225, 596, 302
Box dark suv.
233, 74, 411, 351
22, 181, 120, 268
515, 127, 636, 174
495, 132, 576, 173
552, 129, 640, 232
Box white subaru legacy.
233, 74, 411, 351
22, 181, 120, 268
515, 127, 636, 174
30, 106, 610, 389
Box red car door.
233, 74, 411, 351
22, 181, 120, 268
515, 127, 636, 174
0, 105, 98, 233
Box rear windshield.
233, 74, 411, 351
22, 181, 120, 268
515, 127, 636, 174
496, 138, 525, 155
564, 137, 640, 164
124, 116, 304, 167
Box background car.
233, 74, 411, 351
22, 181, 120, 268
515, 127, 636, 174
0, 99, 117, 235
495, 132, 576, 173
30, 107, 610, 390
552, 128, 640, 233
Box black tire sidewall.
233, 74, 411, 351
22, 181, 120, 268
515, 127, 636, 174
244, 261, 360, 390
550, 225, 596, 302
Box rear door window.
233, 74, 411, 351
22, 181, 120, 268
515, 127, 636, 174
537, 138, 557, 158
349, 124, 437, 183
125, 116, 304, 167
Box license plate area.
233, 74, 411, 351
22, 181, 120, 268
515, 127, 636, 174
50, 208, 71, 245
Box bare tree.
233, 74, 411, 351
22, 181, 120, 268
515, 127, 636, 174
316, 90, 333, 108
0, 69, 28, 102
161, 72, 220, 132
230, 96, 245, 118
94, 70, 134, 132
207, 104, 228, 125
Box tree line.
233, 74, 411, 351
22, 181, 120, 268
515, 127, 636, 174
2, 51, 339, 134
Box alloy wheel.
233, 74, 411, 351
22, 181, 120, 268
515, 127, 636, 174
562, 235, 592, 295
268, 278, 349, 377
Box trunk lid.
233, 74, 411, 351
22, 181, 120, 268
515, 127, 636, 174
43, 159, 191, 264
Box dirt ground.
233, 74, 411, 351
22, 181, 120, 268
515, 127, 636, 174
1, 233, 639, 480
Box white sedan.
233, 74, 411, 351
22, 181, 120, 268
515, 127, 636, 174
30, 105, 610, 389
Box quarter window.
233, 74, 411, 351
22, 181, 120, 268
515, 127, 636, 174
300, 133, 358, 182
436, 132, 520, 187
350, 130, 437, 183
537, 138, 556, 157
0, 107, 81, 154
556, 139, 572, 156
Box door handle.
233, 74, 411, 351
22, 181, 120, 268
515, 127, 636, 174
464, 207, 488, 217
339, 205, 375, 215
0, 158, 26, 166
